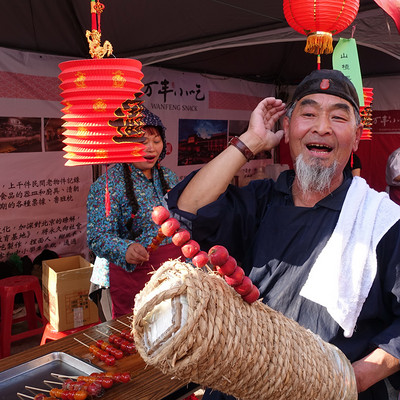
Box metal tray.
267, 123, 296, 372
0, 352, 104, 400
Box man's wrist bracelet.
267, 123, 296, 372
229, 136, 255, 162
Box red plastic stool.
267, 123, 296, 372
0, 275, 46, 358
40, 321, 100, 345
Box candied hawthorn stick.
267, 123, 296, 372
24, 386, 88, 400
50, 373, 114, 390
151, 206, 205, 264
151, 207, 260, 303
119, 327, 134, 342
83, 332, 124, 359
207, 245, 260, 304
17, 393, 58, 400
146, 227, 166, 253
74, 337, 115, 366
108, 326, 137, 353
146, 205, 171, 253
49, 388, 87, 400
43, 380, 104, 398
95, 328, 136, 354
115, 318, 136, 341
90, 371, 131, 384
147, 213, 185, 253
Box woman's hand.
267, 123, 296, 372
125, 243, 150, 264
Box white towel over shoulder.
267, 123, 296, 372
300, 177, 400, 338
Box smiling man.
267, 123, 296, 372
167, 69, 400, 400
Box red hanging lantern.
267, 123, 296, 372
374, 0, 400, 35
59, 0, 147, 216
283, 0, 360, 55
59, 58, 146, 166
58, 0, 146, 166
360, 87, 374, 140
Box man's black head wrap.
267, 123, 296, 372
291, 69, 360, 113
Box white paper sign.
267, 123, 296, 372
0, 152, 92, 261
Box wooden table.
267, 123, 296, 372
0, 315, 199, 400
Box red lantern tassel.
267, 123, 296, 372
305, 32, 333, 55
96, 4, 102, 33
105, 166, 111, 217
90, 0, 97, 31
105, 185, 111, 217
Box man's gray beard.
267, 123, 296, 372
295, 154, 339, 194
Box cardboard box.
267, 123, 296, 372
42, 255, 99, 332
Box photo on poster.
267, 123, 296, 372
178, 119, 228, 166
44, 117, 66, 152
229, 120, 272, 160
0, 117, 41, 153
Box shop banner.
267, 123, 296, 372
141, 66, 275, 180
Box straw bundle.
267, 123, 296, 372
132, 260, 357, 400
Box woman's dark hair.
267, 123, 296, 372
123, 162, 170, 240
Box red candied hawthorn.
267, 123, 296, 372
160, 217, 180, 237
172, 228, 191, 247
234, 275, 253, 296
208, 245, 229, 266
152, 212, 259, 304
192, 251, 209, 268
224, 266, 245, 287
151, 206, 170, 225
216, 256, 237, 276
242, 285, 260, 303
181, 239, 201, 258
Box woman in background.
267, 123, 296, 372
87, 107, 182, 320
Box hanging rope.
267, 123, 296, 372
87, 0, 112, 59
105, 164, 111, 217
91, 0, 105, 31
